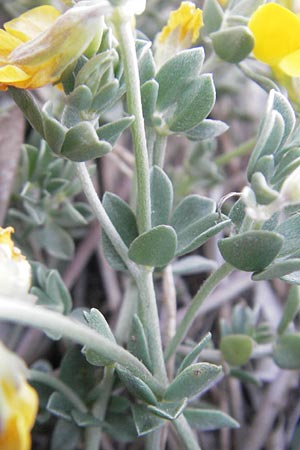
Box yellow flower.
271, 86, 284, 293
155, 1, 203, 67
248, 2, 300, 76
0, 227, 31, 297
218, 0, 228, 6
0, 342, 38, 450
0, 3, 104, 90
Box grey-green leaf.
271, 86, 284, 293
184, 407, 239, 431
148, 398, 188, 420
273, 334, 300, 369
203, 0, 223, 33
128, 225, 177, 267
178, 333, 212, 374
211, 26, 254, 63
132, 404, 166, 436
184, 119, 228, 141
171, 195, 216, 233
116, 366, 157, 405
165, 363, 223, 401
150, 166, 173, 227
61, 122, 111, 162
97, 116, 134, 146
127, 315, 152, 371
218, 230, 283, 272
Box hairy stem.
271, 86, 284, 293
113, 11, 151, 233
0, 299, 164, 396
165, 263, 234, 362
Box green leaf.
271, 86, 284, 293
128, 225, 177, 267
273, 334, 300, 369
60, 346, 99, 399
45, 270, 72, 314
61, 122, 111, 162
203, 0, 223, 33
91, 80, 120, 114
271, 90, 295, 144
67, 85, 93, 110
116, 366, 157, 405
211, 26, 254, 63
252, 258, 300, 281
103, 411, 138, 442
141, 79, 159, 125
184, 407, 239, 431
47, 392, 73, 421
132, 404, 166, 436
251, 172, 279, 205
168, 75, 216, 132
9, 87, 45, 138
51, 420, 80, 450
275, 214, 300, 257
156, 48, 205, 111
220, 335, 254, 366
137, 39, 156, 84
229, 368, 262, 386
97, 116, 134, 146
171, 195, 216, 233
32, 223, 75, 260
42, 103, 66, 154
148, 398, 188, 420
218, 230, 283, 272
184, 119, 228, 141
165, 363, 223, 401
150, 166, 173, 227
176, 213, 231, 257
102, 192, 138, 271
178, 333, 212, 374
247, 110, 285, 180
71, 410, 100, 427
75, 50, 116, 94
127, 315, 152, 371
277, 286, 300, 335
172, 256, 218, 275
231, 0, 265, 16
82, 308, 115, 366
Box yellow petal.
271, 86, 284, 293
279, 48, 300, 75
159, 1, 203, 44
0, 30, 23, 58
4, 5, 61, 42
248, 2, 300, 66
0, 65, 29, 85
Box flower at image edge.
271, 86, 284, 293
0, 342, 38, 450
248, 2, 300, 76
0, 3, 103, 90
0, 227, 31, 297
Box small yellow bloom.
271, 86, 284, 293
0, 342, 38, 450
0, 227, 31, 297
249, 2, 300, 76
0, 3, 104, 90
155, 1, 203, 67
218, 0, 228, 6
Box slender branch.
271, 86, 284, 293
112, 11, 151, 233
162, 265, 177, 380
136, 269, 168, 386
164, 263, 234, 362
85, 366, 115, 450
215, 137, 256, 166
153, 134, 168, 168
28, 369, 88, 413
75, 162, 138, 277
173, 414, 202, 450
0, 299, 164, 396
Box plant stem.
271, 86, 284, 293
173, 414, 202, 450
75, 162, 138, 277
164, 262, 234, 362
215, 137, 256, 166
28, 369, 88, 413
0, 299, 164, 396
85, 366, 115, 450
136, 269, 168, 386
113, 11, 151, 233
